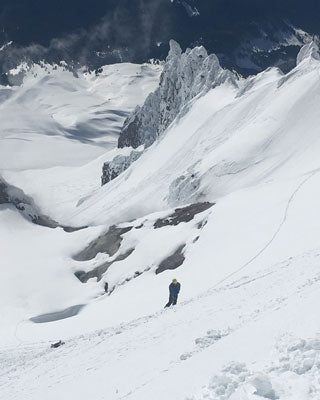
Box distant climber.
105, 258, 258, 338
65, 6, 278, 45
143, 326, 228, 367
165, 279, 181, 307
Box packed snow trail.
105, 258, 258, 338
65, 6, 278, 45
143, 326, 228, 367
208, 168, 320, 291
1, 249, 320, 400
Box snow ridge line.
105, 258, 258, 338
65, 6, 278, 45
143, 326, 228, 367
209, 168, 320, 292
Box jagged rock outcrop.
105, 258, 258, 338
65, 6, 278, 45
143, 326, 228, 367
101, 150, 142, 185
154, 202, 214, 228
118, 40, 237, 149
101, 41, 237, 186
155, 244, 186, 274
73, 225, 133, 261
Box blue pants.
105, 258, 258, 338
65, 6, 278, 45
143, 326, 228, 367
165, 294, 178, 307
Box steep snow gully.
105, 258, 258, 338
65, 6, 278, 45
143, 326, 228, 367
2, 40, 320, 400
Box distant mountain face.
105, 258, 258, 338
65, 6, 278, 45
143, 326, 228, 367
0, 0, 320, 83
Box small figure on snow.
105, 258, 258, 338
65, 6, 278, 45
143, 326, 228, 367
50, 340, 65, 349
165, 279, 181, 307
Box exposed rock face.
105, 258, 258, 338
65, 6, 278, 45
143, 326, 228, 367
101, 41, 236, 186
74, 224, 135, 285
75, 248, 134, 283
154, 202, 214, 228
74, 223, 135, 285
156, 244, 186, 274
73, 225, 133, 261
74, 202, 213, 291
101, 150, 142, 186
118, 40, 237, 149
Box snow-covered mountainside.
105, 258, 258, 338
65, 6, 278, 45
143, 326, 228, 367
0, 62, 161, 170
118, 40, 236, 149
2, 40, 320, 400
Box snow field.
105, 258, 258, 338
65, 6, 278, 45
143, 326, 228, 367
1, 247, 320, 400
1, 43, 320, 399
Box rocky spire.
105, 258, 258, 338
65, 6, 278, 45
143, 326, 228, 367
118, 40, 237, 149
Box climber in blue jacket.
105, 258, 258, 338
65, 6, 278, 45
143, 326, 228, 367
165, 279, 181, 307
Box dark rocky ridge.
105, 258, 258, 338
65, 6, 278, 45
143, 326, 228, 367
74, 202, 213, 288
101, 41, 237, 186
75, 248, 134, 283
73, 225, 134, 285
154, 202, 214, 228
73, 225, 133, 261
118, 41, 237, 150
156, 244, 186, 274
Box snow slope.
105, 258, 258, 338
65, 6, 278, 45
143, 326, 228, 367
1, 42, 320, 400
0, 62, 161, 170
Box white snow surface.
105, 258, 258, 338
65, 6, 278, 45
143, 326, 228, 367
0, 62, 161, 170
1, 43, 320, 400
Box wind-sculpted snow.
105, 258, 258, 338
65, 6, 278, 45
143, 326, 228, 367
118, 40, 237, 149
